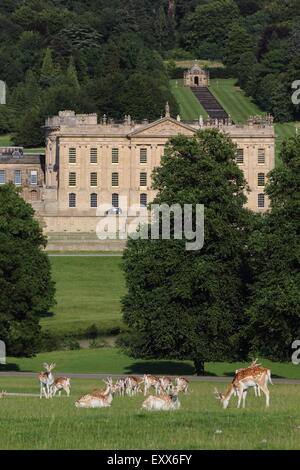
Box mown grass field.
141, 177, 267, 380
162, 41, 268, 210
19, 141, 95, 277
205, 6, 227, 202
170, 79, 208, 120
3, 348, 300, 380
0, 377, 299, 450
0, 134, 45, 153
43, 256, 126, 335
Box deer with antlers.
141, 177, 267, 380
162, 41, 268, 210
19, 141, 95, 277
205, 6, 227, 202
50, 377, 71, 397
214, 364, 273, 409
39, 363, 55, 399
75, 377, 118, 408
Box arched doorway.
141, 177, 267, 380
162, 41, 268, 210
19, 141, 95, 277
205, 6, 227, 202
194, 76, 199, 85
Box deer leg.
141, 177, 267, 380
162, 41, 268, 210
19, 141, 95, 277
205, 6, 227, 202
259, 383, 270, 407
242, 389, 248, 408
237, 385, 243, 408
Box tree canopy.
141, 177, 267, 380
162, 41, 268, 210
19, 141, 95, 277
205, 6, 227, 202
0, 183, 56, 356
120, 129, 254, 374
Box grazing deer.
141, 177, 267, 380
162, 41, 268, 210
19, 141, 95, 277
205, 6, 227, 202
39, 363, 55, 399
214, 365, 273, 409
50, 377, 71, 397
115, 377, 127, 396
174, 377, 189, 394
142, 394, 180, 411
143, 375, 161, 396
158, 376, 173, 394
75, 377, 118, 408
125, 376, 144, 396
235, 360, 261, 397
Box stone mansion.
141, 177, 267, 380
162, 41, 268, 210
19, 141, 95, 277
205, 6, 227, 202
0, 108, 275, 234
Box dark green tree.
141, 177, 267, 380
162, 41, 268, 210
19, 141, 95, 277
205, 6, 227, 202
247, 136, 300, 361
120, 129, 254, 374
0, 183, 56, 356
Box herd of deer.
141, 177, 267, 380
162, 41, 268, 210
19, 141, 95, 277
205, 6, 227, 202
38, 359, 273, 410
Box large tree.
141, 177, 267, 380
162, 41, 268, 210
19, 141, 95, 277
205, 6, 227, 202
120, 129, 254, 374
0, 183, 55, 357
246, 136, 300, 361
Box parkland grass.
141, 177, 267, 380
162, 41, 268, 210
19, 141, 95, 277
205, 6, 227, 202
43, 256, 126, 335
3, 348, 300, 380
170, 79, 208, 120
0, 377, 299, 449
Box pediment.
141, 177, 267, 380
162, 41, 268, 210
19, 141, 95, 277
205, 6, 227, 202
128, 118, 196, 138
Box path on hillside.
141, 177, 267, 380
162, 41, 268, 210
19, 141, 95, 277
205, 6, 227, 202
47, 254, 123, 257
0, 372, 299, 384
191, 86, 228, 120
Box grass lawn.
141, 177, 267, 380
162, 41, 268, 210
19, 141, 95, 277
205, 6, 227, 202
0, 134, 44, 152
2, 348, 300, 380
209, 78, 265, 123
0, 377, 299, 449
0, 134, 13, 146
170, 79, 208, 120
43, 256, 126, 335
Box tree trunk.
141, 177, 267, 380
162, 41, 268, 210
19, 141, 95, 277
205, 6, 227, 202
194, 359, 205, 376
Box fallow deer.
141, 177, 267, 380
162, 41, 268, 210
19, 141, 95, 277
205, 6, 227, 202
174, 377, 189, 394
143, 375, 161, 396
158, 376, 173, 394
50, 377, 71, 397
214, 365, 273, 409
142, 393, 180, 411
235, 360, 261, 397
75, 377, 118, 408
125, 376, 144, 396
39, 363, 55, 399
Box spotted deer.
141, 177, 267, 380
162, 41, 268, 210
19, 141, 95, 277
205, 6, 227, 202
158, 376, 173, 394
174, 377, 189, 394
75, 377, 118, 408
50, 377, 71, 397
125, 376, 144, 396
142, 393, 180, 411
235, 360, 261, 397
39, 363, 55, 399
143, 375, 161, 396
214, 365, 273, 409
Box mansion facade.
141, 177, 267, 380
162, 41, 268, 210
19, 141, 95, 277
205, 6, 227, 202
0, 109, 275, 233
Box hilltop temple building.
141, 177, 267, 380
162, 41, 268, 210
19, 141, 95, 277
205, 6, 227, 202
0, 107, 275, 234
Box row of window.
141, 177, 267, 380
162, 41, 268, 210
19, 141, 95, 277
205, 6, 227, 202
68, 192, 265, 209
69, 147, 149, 165
68, 193, 148, 208
69, 147, 267, 166
0, 170, 38, 185
68, 172, 148, 187
236, 148, 266, 164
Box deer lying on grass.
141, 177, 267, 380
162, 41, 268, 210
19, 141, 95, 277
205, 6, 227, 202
75, 378, 118, 408
39, 363, 55, 399
214, 365, 273, 409
142, 393, 180, 411
143, 375, 161, 396
51, 377, 71, 397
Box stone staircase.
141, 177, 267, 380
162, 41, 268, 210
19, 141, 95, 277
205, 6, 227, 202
191, 87, 228, 120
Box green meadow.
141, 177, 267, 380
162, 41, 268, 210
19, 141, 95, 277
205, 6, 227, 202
3, 348, 300, 380
43, 256, 126, 335
0, 378, 299, 450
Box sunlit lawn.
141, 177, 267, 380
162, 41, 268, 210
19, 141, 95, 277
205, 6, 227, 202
0, 377, 299, 450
